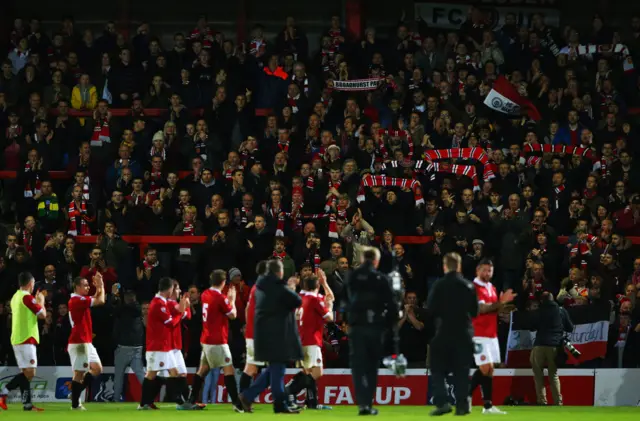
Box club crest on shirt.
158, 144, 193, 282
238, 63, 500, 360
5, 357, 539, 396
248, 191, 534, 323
161, 307, 167, 313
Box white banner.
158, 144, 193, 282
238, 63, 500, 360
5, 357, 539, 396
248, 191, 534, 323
414, 2, 560, 30
332, 78, 382, 91
594, 369, 640, 407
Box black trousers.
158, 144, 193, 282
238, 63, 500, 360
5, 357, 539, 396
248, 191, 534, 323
349, 325, 384, 408
430, 340, 472, 410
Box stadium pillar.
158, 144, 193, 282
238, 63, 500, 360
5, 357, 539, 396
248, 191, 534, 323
237, 0, 247, 45
119, 0, 131, 40
345, 0, 362, 39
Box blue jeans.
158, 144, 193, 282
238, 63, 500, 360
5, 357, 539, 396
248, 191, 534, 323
241, 362, 286, 411
202, 368, 220, 403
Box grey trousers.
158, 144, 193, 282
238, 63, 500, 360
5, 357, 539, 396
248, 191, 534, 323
113, 345, 145, 402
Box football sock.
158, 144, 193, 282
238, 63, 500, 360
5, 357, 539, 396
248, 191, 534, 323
224, 375, 240, 405
469, 369, 483, 395
286, 372, 306, 396
305, 375, 318, 409
481, 375, 493, 409
71, 381, 83, 408
5, 373, 25, 391
239, 373, 253, 393
21, 376, 32, 406
190, 374, 203, 404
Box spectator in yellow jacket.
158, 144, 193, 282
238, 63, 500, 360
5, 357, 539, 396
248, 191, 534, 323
71, 74, 98, 125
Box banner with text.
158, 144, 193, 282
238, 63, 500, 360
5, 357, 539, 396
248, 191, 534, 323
414, 1, 560, 30
332, 78, 383, 91
506, 304, 610, 367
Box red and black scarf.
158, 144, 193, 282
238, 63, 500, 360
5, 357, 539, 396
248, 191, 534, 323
148, 171, 163, 202
22, 229, 33, 255
325, 179, 342, 211
90, 118, 110, 147
278, 140, 290, 154
23, 161, 41, 198
68, 200, 91, 236
273, 250, 286, 260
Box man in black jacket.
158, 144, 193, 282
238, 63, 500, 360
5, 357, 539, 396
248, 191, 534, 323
528, 292, 574, 405
239, 260, 302, 414
111, 289, 145, 402
427, 252, 478, 416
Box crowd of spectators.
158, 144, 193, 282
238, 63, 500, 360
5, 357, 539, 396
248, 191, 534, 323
1, 8, 640, 371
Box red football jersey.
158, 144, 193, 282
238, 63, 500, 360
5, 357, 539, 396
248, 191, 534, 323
298, 292, 330, 347
168, 299, 191, 350
472, 279, 498, 338
68, 293, 94, 344
146, 295, 181, 352
200, 287, 234, 345
245, 286, 256, 340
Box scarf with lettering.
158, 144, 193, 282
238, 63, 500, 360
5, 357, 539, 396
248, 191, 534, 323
421, 147, 493, 180
425, 162, 480, 191
523, 143, 594, 160
248, 37, 267, 57
292, 74, 309, 96
22, 229, 33, 255
357, 174, 424, 206
278, 140, 290, 154
325, 179, 342, 211
90, 117, 110, 147
377, 129, 414, 159
68, 200, 90, 236
273, 250, 287, 260
23, 161, 42, 198
148, 171, 163, 202
179, 222, 195, 255
150, 146, 166, 161
143, 259, 159, 271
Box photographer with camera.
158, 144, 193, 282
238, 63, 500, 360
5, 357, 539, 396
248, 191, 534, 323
527, 292, 574, 406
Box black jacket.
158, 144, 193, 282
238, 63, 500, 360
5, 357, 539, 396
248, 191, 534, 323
253, 273, 303, 363
528, 299, 574, 347
427, 271, 477, 347
111, 297, 145, 347
343, 262, 398, 328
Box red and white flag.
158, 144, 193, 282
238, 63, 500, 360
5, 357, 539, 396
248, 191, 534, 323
483, 76, 542, 121
505, 303, 609, 367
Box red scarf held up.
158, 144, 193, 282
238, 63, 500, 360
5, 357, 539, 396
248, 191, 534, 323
421, 147, 493, 181
180, 222, 195, 255
90, 118, 110, 147
23, 161, 42, 198
426, 162, 480, 191
523, 143, 595, 161
358, 174, 424, 206
68, 200, 91, 236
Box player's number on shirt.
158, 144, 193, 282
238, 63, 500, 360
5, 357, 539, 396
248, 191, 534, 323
202, 303, 209, 322
296, 307, 303, 327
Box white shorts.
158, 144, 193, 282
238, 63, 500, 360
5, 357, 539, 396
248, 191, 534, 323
245, 339, 264, 366
298, 345, 323, 370
158, 350, 185, 377
69, 343, 101, 371
12, 344, 37, 369
146, 351, 177, 372
200, 344, 233, 368
473, 337, 501, 366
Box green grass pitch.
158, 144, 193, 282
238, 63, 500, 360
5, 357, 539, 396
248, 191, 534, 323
0, 404, 638, 420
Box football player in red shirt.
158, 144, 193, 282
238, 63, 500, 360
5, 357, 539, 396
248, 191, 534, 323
139, 277, 195, 410
0, 272, 46, 412
469, 259, 516, 414
68, 272, 106, 410
157, 280, 193, 406
286, 270, 335, 410
189, 269, 243, 412
239, 261, 268, 393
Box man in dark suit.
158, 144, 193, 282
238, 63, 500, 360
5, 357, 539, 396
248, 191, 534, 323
427, 252, 478, 416
239, 260, 302, 413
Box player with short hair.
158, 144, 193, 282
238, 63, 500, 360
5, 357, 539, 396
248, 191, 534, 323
68, 273, 106, 410
286, 270, 334, 410
239, 261, 267, 393
139, 277, 195, 410
0, 272, 46, 411
189, 269, 243, 412
470, 259, 515, 414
